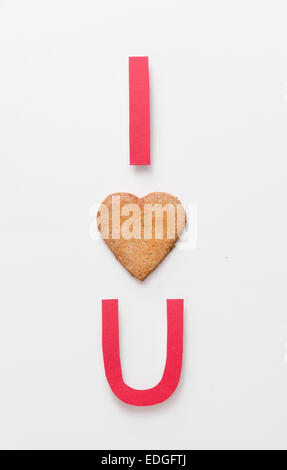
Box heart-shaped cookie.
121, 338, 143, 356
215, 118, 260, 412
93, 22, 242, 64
97, 192, 186, 280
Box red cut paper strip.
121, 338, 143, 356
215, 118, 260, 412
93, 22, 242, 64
102, 299, 183, 406
129, 57, 150, 165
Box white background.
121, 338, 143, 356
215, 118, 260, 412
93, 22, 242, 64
0, 0, 287, 450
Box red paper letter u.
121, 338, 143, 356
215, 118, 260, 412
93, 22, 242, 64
102, 299, 184, 406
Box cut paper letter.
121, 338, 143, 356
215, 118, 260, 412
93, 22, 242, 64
102, 299, 183, 406
129, 56, 150, 165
